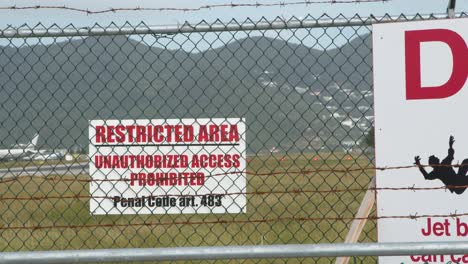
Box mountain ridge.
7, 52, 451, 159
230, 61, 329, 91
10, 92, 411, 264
0, 34, 373, 153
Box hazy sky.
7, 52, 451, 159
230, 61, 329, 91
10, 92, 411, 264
0, 0, 466, 28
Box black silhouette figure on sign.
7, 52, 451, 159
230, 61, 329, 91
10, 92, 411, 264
414, 136, 468, 195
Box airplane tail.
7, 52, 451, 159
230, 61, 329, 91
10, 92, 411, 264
26, 134, 39, 149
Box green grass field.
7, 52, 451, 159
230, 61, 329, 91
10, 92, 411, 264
0, 152, 377, 263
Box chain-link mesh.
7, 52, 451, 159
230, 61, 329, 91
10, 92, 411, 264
0, 13, 466, 263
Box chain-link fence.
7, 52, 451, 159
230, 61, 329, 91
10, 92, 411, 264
0, 13, 466, 263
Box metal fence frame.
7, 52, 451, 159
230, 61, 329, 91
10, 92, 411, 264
1, 13, 467, 38
2, 242, 468, 263
1, 11, 467, 263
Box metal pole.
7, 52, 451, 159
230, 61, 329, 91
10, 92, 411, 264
447, 0, 456, 18
0, 13, 464, 39
1, 242, 468, 264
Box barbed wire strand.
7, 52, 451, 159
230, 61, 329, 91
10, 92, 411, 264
1, 212, 466, 231
0, 0, 391, 15
2, 163, 468, 201
0, 162, 461, 184
2, 184, 468, 201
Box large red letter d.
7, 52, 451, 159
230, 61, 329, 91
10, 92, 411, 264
405, 29, 467, 100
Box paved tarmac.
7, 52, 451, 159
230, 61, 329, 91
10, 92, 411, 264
0, 162, 88, 179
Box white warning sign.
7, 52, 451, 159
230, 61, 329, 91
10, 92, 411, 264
89, 118, 246, 215
374, 18, 468, 264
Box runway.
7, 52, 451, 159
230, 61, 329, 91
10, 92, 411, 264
0, 162, 89, 179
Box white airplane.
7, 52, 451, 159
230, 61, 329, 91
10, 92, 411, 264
29, 149, 65, 161
0, 134, 39, 161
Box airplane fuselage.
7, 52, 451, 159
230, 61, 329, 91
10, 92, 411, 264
0, 148, 36, 160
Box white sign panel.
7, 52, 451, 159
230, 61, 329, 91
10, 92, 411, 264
89, 118, 246, 215
374, 18, 468, 264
